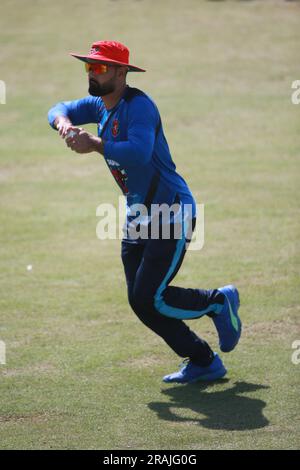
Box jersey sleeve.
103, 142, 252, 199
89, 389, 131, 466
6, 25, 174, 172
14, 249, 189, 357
47, 96, 104, 129
103, 96, 159, 168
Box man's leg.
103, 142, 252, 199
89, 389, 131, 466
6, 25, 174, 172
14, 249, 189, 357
132, 217, 225, 321
121, 239, 214, 367
131, 217, 241, 354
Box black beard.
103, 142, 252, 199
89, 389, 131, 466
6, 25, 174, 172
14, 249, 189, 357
88, 78, 115, 97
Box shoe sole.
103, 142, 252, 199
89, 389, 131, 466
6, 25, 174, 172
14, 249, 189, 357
187, 365, 227, 383
163, 365, 227, 384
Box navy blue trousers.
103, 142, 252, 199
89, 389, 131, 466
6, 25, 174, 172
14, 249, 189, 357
121, 217, 224, 366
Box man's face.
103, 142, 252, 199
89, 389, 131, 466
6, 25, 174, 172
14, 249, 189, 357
88, 64, 122, 97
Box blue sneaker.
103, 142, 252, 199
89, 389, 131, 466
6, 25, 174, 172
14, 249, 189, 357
212, 285, 242, 352
163, 353, 227, 384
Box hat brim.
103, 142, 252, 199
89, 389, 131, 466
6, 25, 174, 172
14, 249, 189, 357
70, 53, 146, 72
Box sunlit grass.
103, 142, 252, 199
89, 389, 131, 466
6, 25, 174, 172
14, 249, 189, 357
0, 0, 299, 450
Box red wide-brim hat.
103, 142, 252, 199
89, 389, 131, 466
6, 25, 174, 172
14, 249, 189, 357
70, 40, 146, 72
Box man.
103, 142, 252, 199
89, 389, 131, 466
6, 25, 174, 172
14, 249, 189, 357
48, 40, 242, 384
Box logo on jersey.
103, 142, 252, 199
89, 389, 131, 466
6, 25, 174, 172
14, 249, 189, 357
112, 119, 120, 137
107, 159, 120, 167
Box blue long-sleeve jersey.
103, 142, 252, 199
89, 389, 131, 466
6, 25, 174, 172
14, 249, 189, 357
48, 86, 196, 241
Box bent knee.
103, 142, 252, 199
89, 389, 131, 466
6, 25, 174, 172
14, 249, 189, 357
129, 289, 155, 313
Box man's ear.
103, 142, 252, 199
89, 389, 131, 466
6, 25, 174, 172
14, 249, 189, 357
117, 66, 127, 79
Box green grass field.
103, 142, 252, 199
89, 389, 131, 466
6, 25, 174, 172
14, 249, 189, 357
0, 0, 299, 450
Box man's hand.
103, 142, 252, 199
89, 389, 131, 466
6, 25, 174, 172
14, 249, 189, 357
54, 116, 105, 155
55, 116, 73, 138
65, 126, 104, 155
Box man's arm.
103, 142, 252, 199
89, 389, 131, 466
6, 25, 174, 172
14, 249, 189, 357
48, 96, 104, 130
62, 96, 159, 161
102, 96, 158, 167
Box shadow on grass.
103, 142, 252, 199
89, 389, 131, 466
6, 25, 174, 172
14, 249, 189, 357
148, 381, 269, 430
